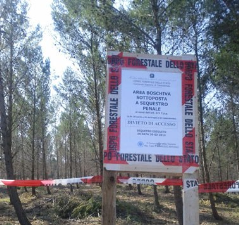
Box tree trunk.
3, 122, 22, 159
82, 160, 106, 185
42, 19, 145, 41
31, 91, 36, 196
196, 45, 222, 220
20, 123, 27, 193
64, 135, 68, 178
173, 186, 183, 225
136, 174, 142, 195
8, 186, 31, 225
69, 105, 73, 193
0, 67, 31, 225
150, 1, 163, 213
42, 125, 51, 194
209, 192, 222, 219
153, 185, 160, 211
216, 141, 222, 181
92, 57, 104, 176
127, 173, 133, 190
137, 184, 142, 195
229, 92, 239, 175
164, 185, 170, 193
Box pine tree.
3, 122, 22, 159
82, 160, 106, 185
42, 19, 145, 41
0, 0, 33, 224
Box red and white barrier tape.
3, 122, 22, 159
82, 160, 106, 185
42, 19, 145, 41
0, 176, 101, 187
0, 176, 180, 187
1, 177, 239, 193
199, 180, 239, 193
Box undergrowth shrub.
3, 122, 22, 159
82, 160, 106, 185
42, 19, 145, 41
54, 195, 80, 219
54, 194, 101, 219
72, 196, 101, 218
116, 199, 147, 222
214, 193, 239, 208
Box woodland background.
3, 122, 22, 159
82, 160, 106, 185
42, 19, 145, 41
0, 0, 238, 224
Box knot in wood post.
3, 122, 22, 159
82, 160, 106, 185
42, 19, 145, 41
110, 176, 115, 182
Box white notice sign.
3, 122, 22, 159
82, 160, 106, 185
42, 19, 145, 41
120, 70, 182, 155
104, 51, 199, 174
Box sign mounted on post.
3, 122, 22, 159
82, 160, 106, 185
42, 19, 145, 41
104, 51, 199, 174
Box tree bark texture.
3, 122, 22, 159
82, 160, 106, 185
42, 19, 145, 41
196, 45, 222, 220
0, 71, 31, 225
153, 185, 160, 211
173, 186, 183, 225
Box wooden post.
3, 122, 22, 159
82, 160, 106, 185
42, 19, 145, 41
183, 172, 199, 225
102, 169, 117, 225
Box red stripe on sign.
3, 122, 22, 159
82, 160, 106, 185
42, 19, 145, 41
181, 62, 196, 106
108, 57, 122, 94
105, 115, 128, 164
103, 149, 128, 165
158, 154, 198, 169
183, 128, 195, 154
107, 117, 121, 152
183, 127, 195, 151
122, 56, 147, 69
108, 53, 147, 85
108, 52, 148, 95
170, 60, 197, 106
182, 129, 198, 173
105, 116, 128, 164
157, 155, 181, 167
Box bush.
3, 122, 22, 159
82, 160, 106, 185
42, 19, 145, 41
116, 199, 144, 222
55, 195, 81, 219
54, 195, 101, 219
214, 193, 239, 208
72, 196, 101, 218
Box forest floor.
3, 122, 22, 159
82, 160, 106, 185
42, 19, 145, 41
0, 185, 239, 225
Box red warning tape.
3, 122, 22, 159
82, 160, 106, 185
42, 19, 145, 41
1, 177, 238, 193
0, 176, 180, 187
198, 180, 238, 193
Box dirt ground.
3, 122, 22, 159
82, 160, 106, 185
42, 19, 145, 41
0, 185, 239, 225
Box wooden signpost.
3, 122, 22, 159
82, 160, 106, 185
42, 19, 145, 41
102, 51, 199, 225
